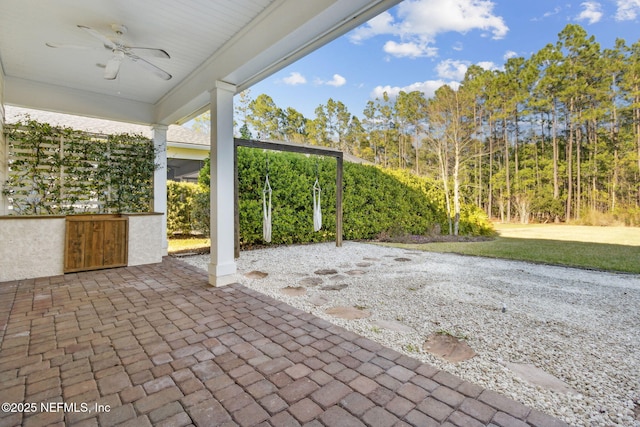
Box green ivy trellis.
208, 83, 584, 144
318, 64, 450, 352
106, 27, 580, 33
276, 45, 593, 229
2, 119, 157, 215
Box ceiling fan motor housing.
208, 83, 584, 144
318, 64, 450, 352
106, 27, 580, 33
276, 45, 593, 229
111, 24, 127, 35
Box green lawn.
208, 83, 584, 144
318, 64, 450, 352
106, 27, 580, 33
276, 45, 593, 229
382, 224, 640, 274
168, 237, 210, 254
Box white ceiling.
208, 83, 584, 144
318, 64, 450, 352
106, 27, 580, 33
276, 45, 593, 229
0, 0, 401, 125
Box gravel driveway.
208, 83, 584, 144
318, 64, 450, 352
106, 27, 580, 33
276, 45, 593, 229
180, 241, 640, 426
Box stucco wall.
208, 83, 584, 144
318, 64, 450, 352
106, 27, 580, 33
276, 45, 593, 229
0, 217, 66, 282
127, 214, 163, 266
0, 214, 163, 283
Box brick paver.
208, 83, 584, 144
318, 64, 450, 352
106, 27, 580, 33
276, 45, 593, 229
0, 257, 569, 426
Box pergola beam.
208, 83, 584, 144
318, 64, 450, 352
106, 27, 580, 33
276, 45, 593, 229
233, 138, 344, 257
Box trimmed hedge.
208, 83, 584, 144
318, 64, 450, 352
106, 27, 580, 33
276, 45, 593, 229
167, 181, 198, 235
167, 147, 494, 241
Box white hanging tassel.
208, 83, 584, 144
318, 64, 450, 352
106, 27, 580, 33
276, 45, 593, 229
263, 174, 272, 242
313, 177, 322, 232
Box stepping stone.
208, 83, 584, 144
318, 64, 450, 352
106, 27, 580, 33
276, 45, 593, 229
280, 286, 306, 297
345, 270, 366, 276
356, 262, 373, 267
423, 333, 476, 363
394, 258, 411, 262
299, 277, 323, 286
329, 274, 347, 281
309, 295, 329, 306
245, 270, 268, 279
363, 257, 381, 261
315, 269, 338, 275
325, 306, 371, 320
371, 319, 414, 333
504, 362, 578, 395
320, 284, 348, 291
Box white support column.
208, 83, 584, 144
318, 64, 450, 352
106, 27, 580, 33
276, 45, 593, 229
208, 81, 238, 286
152, 124, 169, 256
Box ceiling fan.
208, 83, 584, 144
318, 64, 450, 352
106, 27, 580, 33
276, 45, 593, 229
46, 24, 172, 81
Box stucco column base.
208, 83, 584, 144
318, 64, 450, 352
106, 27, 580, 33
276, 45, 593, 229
208, 262, 238, 287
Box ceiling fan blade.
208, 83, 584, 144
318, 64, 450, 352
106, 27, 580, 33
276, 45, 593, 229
128, 54, 172, 80
77, 25, 116, 49
104, 57, 122, 80
46, 42, 97, 50
128, 47, 170, 59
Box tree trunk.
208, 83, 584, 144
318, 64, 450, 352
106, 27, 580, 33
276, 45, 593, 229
477, 140, 482, 207
576, 123, 582, 220
552, 102, 560, 222
439, 147, 453, 235
453, 140, 461, 236
566, 101, 574, 223
503, 117, 511, 222
488, 118, 494, 219
414, 130, 420, 175
612, 106, 619, 212
612, 148, 618, 212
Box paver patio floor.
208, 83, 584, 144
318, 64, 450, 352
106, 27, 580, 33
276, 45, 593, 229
0, 258, 568, 427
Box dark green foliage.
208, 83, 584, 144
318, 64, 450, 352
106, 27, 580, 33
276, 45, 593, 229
343, 165, 438, 239
181, 147, 493, 243
191, 188, 210, 236
237, 148, 337, 244
167, 181, 198, 235
3, 119, 155, 215
198, 157, 210, 187
98, 133, 156, 214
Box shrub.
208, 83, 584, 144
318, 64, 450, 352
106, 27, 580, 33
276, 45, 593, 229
167, 147, 495, 242
167, 181, 198, 235
191, 186, 210, 236
235, 148, 493, 244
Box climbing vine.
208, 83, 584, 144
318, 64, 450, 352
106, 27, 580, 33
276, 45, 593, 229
2, 118, 156, 215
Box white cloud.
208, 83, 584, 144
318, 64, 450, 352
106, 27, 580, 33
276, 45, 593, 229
434, 59, 500, 82
503, 50, 518, 60
477, 61, 500, 71
543, 7, 562, 18
326, 74, 347, 87
371, 80, 460, 100
282, 72, 307, 85
349, 12, 398, 43
532, 6, 563, 22
576, 1, 603, 24
436, 59, 469, 80
615, 0, 640, 20
383, 41, 437, 58
371, 56, 501, 101
396, 0, 508, 40
349, 0, 508, 59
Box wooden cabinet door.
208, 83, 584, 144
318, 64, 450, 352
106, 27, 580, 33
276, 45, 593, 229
103, 219, 127, 267
64, 215, 128, 273
64, 219, 87, 272
84, 220, 105, 270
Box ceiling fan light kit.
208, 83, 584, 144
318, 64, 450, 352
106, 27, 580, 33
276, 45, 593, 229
46, 23, 172, 81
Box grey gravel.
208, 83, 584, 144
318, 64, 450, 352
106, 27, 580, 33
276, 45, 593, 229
179, 241, 640, 427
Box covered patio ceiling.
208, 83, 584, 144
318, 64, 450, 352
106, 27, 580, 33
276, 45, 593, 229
0, 0, 401, 126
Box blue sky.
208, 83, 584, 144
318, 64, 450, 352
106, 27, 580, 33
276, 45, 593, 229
247, 0, 640, 119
